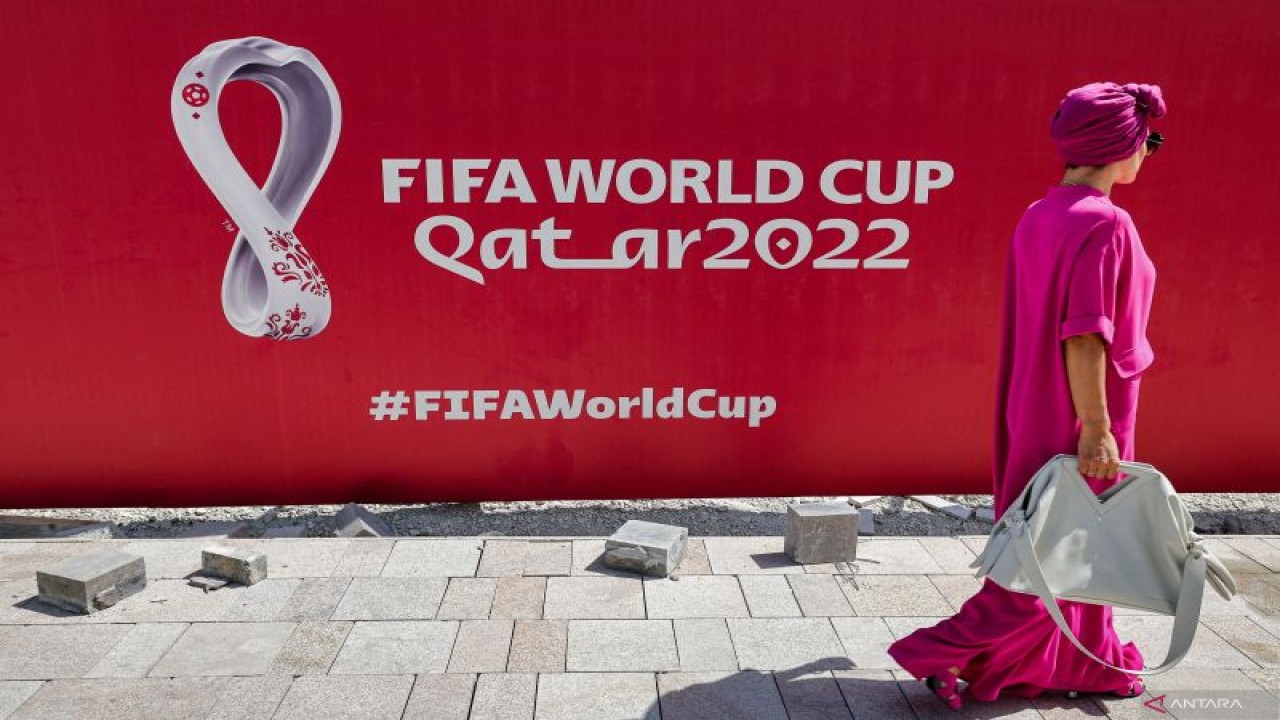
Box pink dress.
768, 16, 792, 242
887, 183, 1157, 700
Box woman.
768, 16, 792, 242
886, 81, 1165, 710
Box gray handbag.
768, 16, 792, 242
969, 454, 1237, 675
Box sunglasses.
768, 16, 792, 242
1145, 131, 1164, 156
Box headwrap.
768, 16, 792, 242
1050, 82, 1166, 166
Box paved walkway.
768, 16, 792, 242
1, 535, 1278, 719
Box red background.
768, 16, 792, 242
1, 1, 1277, 506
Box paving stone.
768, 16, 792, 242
674, 618, 737, 671
448, 619, 515, 672
831, 669, 918, 719
703, 537, 804, 575
381, 539, 483, 577
882, 616, 952, 642
331, 538, 394, 576
1243, 667, 1280, 697
544, 576, 644, 619
739, 575, 802, 617
566, 619, 679, 672
1028, 690, 1112, 719
478, 541, 529, 577
837, 574, 953, 616
523, 540, 573, 576
909, 495, 974, 521
928, 574, 984, 612
642, 575, 749, 618
604, 521, 687, 577
329, 620, 458, 674
237, 539, 348, 578
1236, 573, 1280, 615
727, 618, 851, 672
436, 577, 498, 619
178, 521, 252, 539
845, 538, 945, 574
402, 672, 475, 720
1204, 538, 1271, 575
8, 676, 229, 720
275, 577, 351, 621
491, 576, 545, 619
115, 541, 210, 579
656, 671, 788, 720
269, 621, 352, 675
0, 624, 130, 679
85, 622, 187, 677
1112, 615, 1257, 669
508, 619, 567, 673
330, 577, 448, 620
917, 536, 980, 575
1200, 615, 1280, 667
149, 621, 294, 676
959, 535, 990, 557
187, 575, 229, 592
470, 673, 536, 720
897, 667, 1043, 718
261, 526, 306, 538
35, 547, 146, 614
775, 669, 853, 719
535, 672, 660, 720
1226, 538, 1280, 573
272, 674, 414, 720
788, 575, 855, 616
0, 681, 43, 718
570, 540, 638, 578
205, 674, 294, 720
675, 539, 713, 575
219, 578, 302, 621
828, 617, 899, 670
334, 503, 393, 538
202, 545, 266, 586
785, 502, 859, 565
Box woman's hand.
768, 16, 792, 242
1078, 425, 1120, 479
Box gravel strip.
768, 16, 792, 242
4, 493, 1279, 539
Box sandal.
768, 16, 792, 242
924, 672, 964, 711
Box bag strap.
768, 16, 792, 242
1009, 520, 1207, 676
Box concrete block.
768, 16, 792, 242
179, 521, 252, 539
201, 545, 267, 586
603, 520, 687, 577
910, 495, 974, 520
53, 522, 122, 540
859, 507, 876, 536
35, 547, 147, 614
975, 506, 996, 523
784, 501, 858, 564
334, 503, 393, 538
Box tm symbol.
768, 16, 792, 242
222, 219, 237, 233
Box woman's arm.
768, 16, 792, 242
1064, 333, 1121, 478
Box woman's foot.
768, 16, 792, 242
924, 667, 964, 711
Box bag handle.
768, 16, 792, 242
1009, 519, 1207, 676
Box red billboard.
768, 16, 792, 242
1, 1, 1276, 506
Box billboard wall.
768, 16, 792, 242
1, 1, 1276, 506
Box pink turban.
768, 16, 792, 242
1050, 82, 1167, 166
